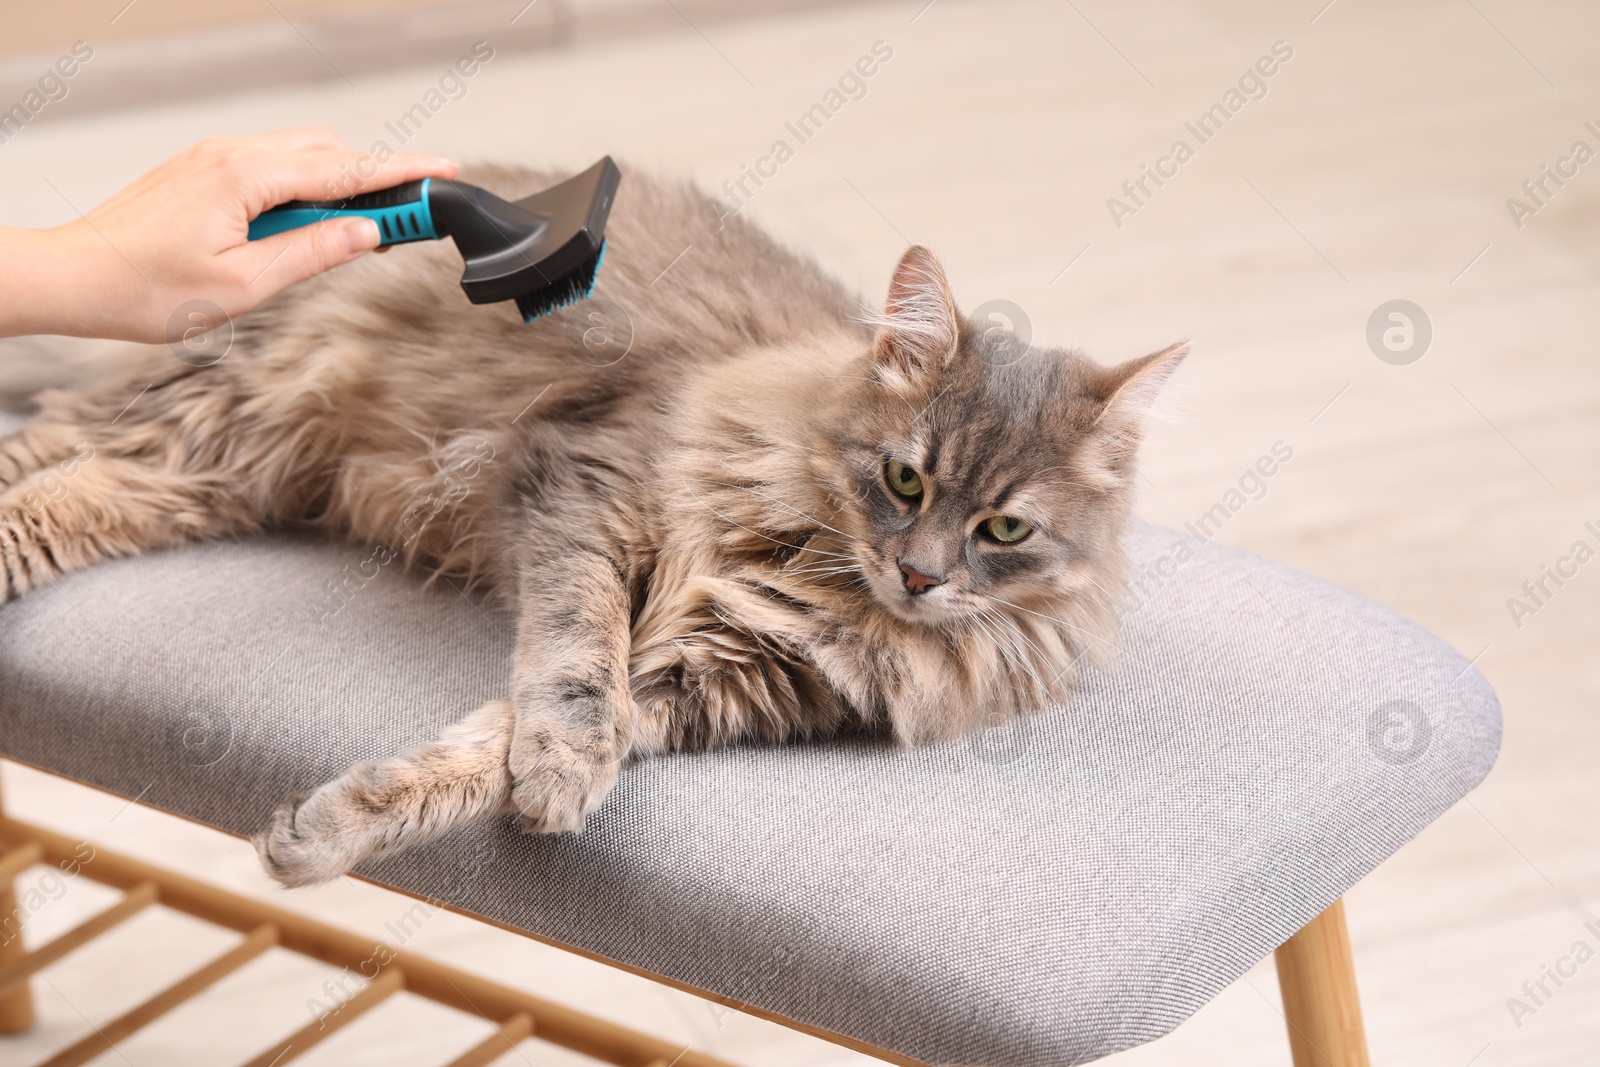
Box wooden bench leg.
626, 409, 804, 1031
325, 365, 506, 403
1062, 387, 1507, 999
0, 777, 36, 1033
1274, 898, 1369, 1067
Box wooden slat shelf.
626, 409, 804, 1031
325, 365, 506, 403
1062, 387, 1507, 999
444, 1012, 536, 1067
0, 821, 738, 1067
242, 966, 406, 1067
41, 924, 280, 1067
0, 881, 159, 1000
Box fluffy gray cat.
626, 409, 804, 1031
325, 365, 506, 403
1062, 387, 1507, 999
0, 166, 1186, 886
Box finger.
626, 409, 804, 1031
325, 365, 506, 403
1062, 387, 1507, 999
252, 148, 458, 210
252, 126, 352, 153
228, 216, 382, 299
194, 128, 349, 164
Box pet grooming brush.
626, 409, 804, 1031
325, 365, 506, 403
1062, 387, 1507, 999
248, 157, 621, 322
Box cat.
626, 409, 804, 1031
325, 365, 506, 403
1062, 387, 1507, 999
0, 165, 1186, 887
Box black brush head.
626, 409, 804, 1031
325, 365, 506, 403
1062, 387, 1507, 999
513, 242, 604, 323
427, 158, 620, 322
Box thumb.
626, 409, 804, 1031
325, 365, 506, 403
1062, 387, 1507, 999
236, 216, 381, 296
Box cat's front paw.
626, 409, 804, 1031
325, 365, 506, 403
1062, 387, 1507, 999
508, 730, 619, 834
253, 785, 370, 888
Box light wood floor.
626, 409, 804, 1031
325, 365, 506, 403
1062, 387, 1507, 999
1, 0, 1597, 1062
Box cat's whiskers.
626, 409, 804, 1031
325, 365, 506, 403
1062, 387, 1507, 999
783, 563, 862, 584
975, 607, 1053, 701
783, 545, 857, 564
974, 607, 1027, 665
792, 542, 856, 567
970, 610, 1050, 706
785, 562, 858, 578
986, 608, 1056, 685
987, 593, 1127, 659
784, 557, 858, 574
1074, 571, 1120, 600
705, 480, 853, 542
966, 610, 1014, 669
785, 553, 858, 570
821, 574, 871, 601
700, 505, 852, 562
701, 507, 802, 551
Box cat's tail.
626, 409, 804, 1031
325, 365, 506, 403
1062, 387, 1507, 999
254, 700, 516, 888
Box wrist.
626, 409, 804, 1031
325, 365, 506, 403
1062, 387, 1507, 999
0, 222, 118, 339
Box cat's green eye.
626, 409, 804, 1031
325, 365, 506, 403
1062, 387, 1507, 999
985, 515, 1032, 544
885, 460, 923, 499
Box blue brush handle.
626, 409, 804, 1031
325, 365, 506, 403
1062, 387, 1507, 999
247, 178, 438, 244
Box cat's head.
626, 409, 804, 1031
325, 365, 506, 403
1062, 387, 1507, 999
825, 245, 1186, 632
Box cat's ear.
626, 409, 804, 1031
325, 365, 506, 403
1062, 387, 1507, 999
871, 244, 960, 390
1090, 340, 1190, 457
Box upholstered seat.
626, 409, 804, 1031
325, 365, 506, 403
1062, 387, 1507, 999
0, 502, 1499, 1065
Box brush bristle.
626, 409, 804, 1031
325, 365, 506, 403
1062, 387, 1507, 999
515, 243, 606, 324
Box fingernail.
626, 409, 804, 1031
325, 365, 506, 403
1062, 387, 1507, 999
343, 217, 381, 254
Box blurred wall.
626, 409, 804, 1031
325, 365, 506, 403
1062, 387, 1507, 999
0, 0, 853, 116
5, 0, 495, 57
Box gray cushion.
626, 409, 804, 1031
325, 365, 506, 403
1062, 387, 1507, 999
0, 519, 1499, 1067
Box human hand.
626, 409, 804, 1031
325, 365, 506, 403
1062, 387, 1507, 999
2, 127, 457, 342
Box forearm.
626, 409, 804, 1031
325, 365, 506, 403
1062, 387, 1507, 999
0, 222, 114, 339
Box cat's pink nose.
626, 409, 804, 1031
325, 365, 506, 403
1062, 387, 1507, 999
898, 561, 944, 595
